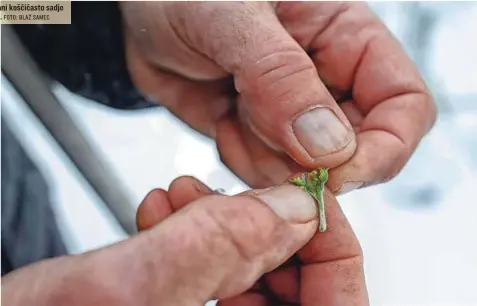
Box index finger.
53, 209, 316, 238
298, 189, 369, 305
278, 2, 437, 193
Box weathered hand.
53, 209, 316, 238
2, 177, 367, 306
120, 2, 436, 193
136, 176, 368, 305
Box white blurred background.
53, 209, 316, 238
2, 2, 477, 306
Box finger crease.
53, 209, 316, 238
211, 213, 256, 265
303, 253, 363, 267
306, 3, 350, 52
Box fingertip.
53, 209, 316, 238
263, 266, 300, 303
136, 188, 172, 231
327, 129, 408, 195
168, 176, 214, 211
335, 181, 365, 196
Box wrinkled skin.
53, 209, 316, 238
121, 1, 436, 193
1, 3, 437, 305
3, 176, 368, 306
137, 176, 369, 306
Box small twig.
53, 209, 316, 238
289, 169, 329, 232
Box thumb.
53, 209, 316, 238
137, 184, 318, 305
179, 2, 356, 167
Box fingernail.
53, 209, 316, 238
337, 181, 364, 195
293, 108, 352, 158
257, 185, 317, 223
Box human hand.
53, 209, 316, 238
120, 1, 436, 194
136, 176, 368, 305
2, 177, 367, 306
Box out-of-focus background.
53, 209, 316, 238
1, 2, 476, 306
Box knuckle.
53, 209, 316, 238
425, 92, 438, 133
348, 134, 409, 188
379, 147, 409, 183
197, 195, 282, 263
250, 49, 316, 94
412, 90, 438, 135
237, 48, 318, 133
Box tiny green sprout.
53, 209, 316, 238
289, 168, 329, 232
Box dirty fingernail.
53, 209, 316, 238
293, 108, 352, 158
257, 185, 317, 223
337, 181, 364, 195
